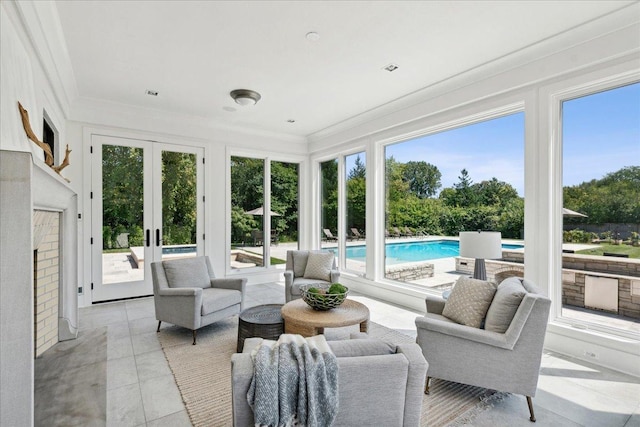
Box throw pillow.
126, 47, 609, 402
484, 277, 527, 333
442, 276, 496, 328
291, 251, 310, 277
303, 251, 334, 281
163, 257, 210, 288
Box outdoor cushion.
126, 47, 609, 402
292, 251, 310, 277
201, 288, 242, 316
442, 276, 496, 328
485, 277, 527, 333
303, 252, 334, 281
163, 257, 210, 288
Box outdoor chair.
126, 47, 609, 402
323, 228, 338, 242
151, 256, 246, 344
284, 250, 340, 302
403, 226, 415, 237
415, 277, 551, 422
350, 227, 365, 240
392, 227, 403, 238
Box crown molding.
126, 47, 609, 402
307, 2, 640, 150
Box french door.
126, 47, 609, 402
91, 135, 204, 302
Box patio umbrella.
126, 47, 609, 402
244, 206, 281, 216
562, 208, 588, 218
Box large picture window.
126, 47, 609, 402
560, 82, 640, 335
384, 112, 525, 292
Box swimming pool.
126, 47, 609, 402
339, 240, 523, 265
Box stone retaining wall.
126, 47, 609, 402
455, 252, 640, 319
385, 262, 434, 281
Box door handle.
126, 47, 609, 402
156, 229, 161, 247
145, 229, 150, 247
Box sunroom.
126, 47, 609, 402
1, 1, 639, 425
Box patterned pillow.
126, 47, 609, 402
442, 276, 496, 328
303, 252, 334, 281
484, 277, 527, 333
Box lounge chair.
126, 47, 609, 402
392, 227, 404, 238
350, 227, 364, 240
403, 226, 415, 237
323, 228, 338, 241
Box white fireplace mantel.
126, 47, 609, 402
0, 149, 78, 426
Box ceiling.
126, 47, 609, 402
53, 1, 633, 138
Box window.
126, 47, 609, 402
384, 112, 525, 292
345, 152, 366, 274
230, 156, 299, 270
320, 159, 338, 251
560, 82, 640, 335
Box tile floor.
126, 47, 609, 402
40, 281, 640, 426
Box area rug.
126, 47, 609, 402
158, 317, 507, 427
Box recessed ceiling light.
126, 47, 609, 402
145, 89, 159, 96
287, 119, 296, 123
306, 32, 320, 41
383, 63, 399, 72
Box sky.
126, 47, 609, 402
347, 82, 639, 197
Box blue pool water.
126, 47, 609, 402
163, 245, 196, 255
338, 240, 523, 265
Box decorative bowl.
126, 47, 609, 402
300, 284, 349, 311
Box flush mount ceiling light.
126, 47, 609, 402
230, 89, 261, 106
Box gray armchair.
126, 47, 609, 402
151, 256, 246, 344
283, 250, 340, 302
231, 337, 428, 427
415, 278, 551, 422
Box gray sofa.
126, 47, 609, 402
415, 278, 551, 422
151, 256, 246, 344
284, 250, 340, 302
231, 336, 428, 427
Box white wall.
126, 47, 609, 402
0, 2, 72, 424
307, 7, 640, 376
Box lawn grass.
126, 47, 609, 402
576, 244, 640, 259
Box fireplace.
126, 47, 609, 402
0, 150, 79, 417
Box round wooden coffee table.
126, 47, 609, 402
281, 299, 369, 337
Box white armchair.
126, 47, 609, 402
415, 277, 551, 422
151, 256, 246, 344
283, 250, 340, 302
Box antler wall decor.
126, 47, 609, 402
18, 101, 71, 182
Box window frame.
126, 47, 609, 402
226, 148, 304, 275
546, 64, 640, 340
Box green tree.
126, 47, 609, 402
402, 161, 442, 198
321, 159, 338, 234
102, 145, 144, 249
347, 156, 366, 231
161, 151, 197, 245
564, 166, 640, 223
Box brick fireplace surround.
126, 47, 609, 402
0, 150, 78, 425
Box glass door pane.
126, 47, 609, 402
101, 144, 145, 284
160, 150, 198, 261
271, 160, 299, 268
92, 135, 152, 302
230, 156, 265, 270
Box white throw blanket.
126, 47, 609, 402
247, 334, 339, 427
